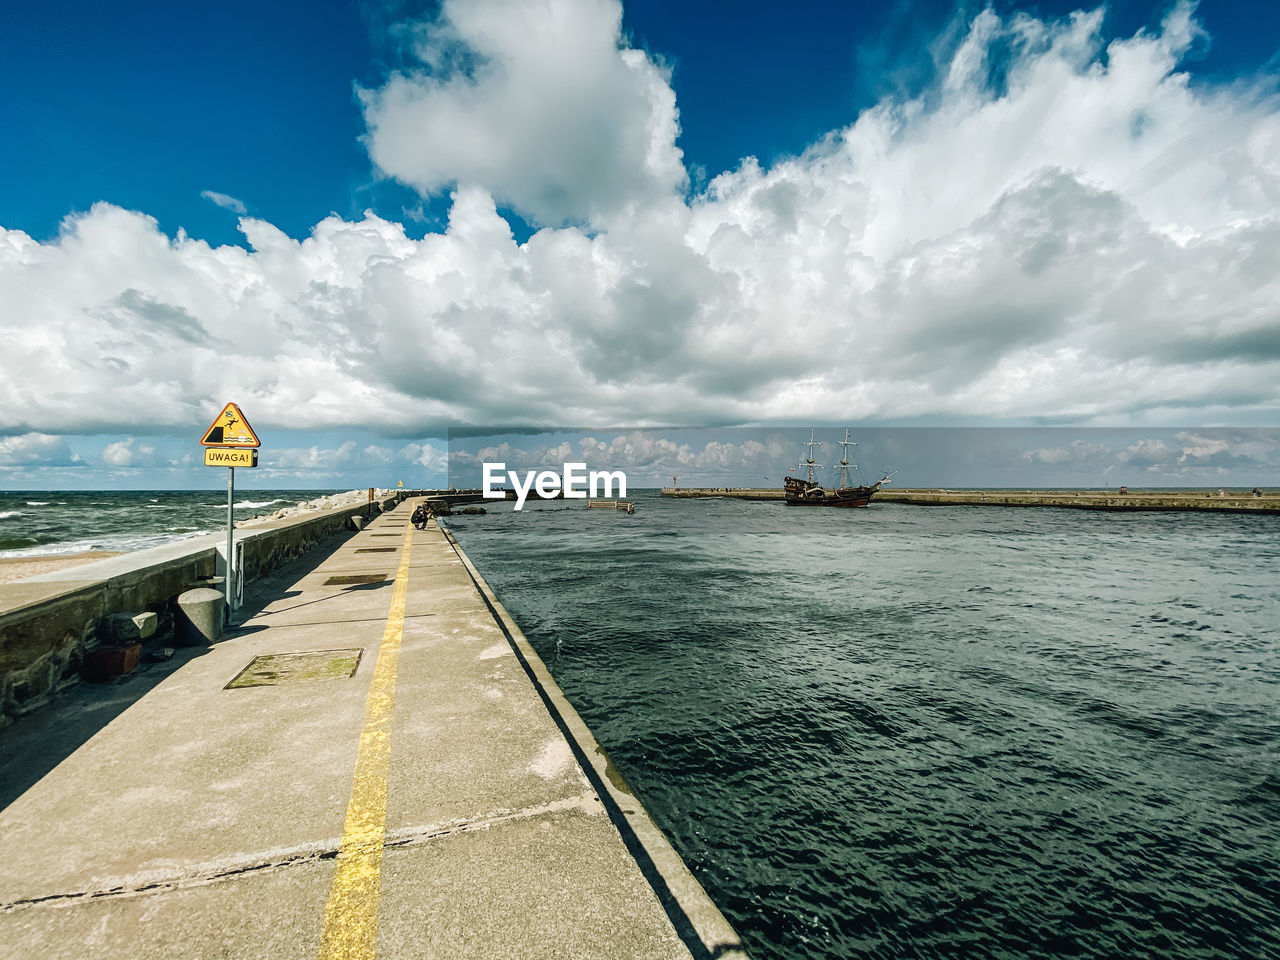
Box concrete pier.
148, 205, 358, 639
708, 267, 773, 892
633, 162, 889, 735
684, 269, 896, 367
0, 500, 746, 959
662, 487, 1280, 514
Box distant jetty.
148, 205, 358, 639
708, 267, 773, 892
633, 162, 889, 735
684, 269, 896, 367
661, 487, 1280, 514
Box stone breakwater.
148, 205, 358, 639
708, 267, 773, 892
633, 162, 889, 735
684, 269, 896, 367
875, 489, 1280, 513
661, 488, 1280, 514
242, 488, 391, 526
662, 488, 786, 500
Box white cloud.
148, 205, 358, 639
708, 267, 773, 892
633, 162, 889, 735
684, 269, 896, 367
268, 441, 358, 470
453, 431, 793, 484
1013, 428, 1280, 478
200, 190, 248, 215
412, 441, 449, 473
393, 441, 448, 475
101, 436, 157, 467
1176, 432, 1231, 462
1117, 438, 1172, 466
359, 0, 685, 227
0, 433, 81, 467
1, 0, 1278, 446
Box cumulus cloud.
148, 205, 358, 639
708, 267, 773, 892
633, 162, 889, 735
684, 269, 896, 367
359, 0, 685, 227
451, 431, 793, 484
397, 441, 449, 474
2, 0, 1278, 446
268, 441, 358, 470
1014, 427, 1280, 480
1119, 438, 1174, 466
1020, 439, 1113, 465
0, 433, 81, 467
101, 437, 157, 467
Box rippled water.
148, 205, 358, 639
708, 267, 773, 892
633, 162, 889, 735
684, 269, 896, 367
446, 490, 1280, 960
0, 490, 343, 557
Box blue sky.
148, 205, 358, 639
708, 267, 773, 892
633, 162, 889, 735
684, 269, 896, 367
5, 1, 1275, 248
1, 0, 1278, 489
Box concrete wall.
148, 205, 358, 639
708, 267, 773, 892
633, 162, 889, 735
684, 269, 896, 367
0, 495, 402, 726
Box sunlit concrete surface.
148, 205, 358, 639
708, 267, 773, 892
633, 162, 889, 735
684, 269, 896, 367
0, 501, 746, 960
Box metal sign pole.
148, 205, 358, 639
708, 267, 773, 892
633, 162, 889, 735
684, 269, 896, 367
226, 466, 235, 624
200, 400, 261, 625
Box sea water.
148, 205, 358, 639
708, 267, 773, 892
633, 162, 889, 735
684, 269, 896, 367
0, 490, 345, 558
445, 490, 1280, 960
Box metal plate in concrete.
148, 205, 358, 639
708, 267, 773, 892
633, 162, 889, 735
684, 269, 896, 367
323, 574, 388, 586
354, 547, 397, 553
225, 649, 363, 689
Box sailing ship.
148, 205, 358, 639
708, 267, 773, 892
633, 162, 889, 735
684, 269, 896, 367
784, 428, 892, 508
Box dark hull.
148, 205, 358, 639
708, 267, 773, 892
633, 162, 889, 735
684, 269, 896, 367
784, 485, 879, 508
785, 492, 873, 508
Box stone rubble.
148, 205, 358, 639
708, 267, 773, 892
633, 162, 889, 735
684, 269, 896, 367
241, 489, 393, 527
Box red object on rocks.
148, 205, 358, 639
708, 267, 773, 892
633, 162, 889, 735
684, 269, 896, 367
83, 643, 142, 682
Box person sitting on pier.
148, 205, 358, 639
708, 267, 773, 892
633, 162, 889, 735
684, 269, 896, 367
411, 503, 429, 529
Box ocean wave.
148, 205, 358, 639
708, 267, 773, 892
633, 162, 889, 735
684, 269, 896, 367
25, 501, 50, 506
0, 510, 21, 520
0, 529, 214, 560
0, 536, 46, 551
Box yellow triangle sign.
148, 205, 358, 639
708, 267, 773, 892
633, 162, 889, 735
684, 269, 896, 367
201, 402, 260, 447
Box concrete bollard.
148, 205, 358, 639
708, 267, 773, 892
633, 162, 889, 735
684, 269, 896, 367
176, 588, 225, 645
349, 514, 365, 531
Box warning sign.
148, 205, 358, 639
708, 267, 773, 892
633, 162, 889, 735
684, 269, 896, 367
205, 447, 258, 467
201, 402, 260, 447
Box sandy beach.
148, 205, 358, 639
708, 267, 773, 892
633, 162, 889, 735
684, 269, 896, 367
0, 551, 125, 584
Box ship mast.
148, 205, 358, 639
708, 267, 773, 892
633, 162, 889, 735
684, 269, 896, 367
799, 428, 823, 484
836, 428, 857, 490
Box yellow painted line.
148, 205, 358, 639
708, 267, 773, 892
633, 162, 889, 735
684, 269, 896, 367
317, 526, 413, 959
